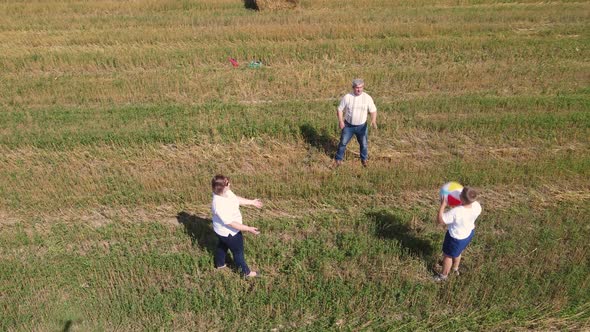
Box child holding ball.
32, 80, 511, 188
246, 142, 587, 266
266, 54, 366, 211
435, 187, 482, 281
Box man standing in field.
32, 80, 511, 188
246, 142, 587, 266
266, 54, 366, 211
334, 78, 377, 167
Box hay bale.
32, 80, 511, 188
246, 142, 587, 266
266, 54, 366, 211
244, 0, 299, 11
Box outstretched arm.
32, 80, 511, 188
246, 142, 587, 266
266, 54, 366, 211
228, 222, 260, 235
237, 196, 263, 208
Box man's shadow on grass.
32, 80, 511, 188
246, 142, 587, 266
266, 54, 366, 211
62, 320, 73, 332
300, 123, 339, 158
367, 210, 435, 265
176, 212, 218, 255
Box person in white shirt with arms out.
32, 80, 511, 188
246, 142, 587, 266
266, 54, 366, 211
434, 186, 482, 281
211, 175, 262, 278
334, 78, 377, 167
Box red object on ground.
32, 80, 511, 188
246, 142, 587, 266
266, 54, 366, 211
228, 57, 239, 67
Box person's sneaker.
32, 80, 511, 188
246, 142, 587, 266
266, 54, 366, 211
361, 160, 368, 167
433, 273, 448, 282
245, 271, 258, 278
333, 160, 343, 168
452, 269, 460, 276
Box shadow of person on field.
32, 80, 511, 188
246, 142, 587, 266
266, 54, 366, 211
176, 212, 218, 255
367, 210, 435, 266
62, 320, 73, 332
300, 123, 339, 158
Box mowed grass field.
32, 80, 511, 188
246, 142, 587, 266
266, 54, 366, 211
1, 0, 589, 330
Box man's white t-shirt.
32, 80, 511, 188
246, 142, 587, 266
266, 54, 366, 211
212, 190, 241, 237
442, 202, 482, 240
338, 92, 377, 126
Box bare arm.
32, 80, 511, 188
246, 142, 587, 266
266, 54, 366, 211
337, 109, 345, 129
228, 222, 260, 235
370, 111, 377, 129
234, 196, 262, 234
237, 196, 263, 208
437, 199, 447, 226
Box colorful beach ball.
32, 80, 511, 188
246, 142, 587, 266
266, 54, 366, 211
440, 181, 464, 207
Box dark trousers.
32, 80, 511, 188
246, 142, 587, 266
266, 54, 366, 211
214, 232, 250, 275
335, 121, 369, 161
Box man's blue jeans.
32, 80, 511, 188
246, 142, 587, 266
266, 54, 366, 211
335, 121, 368, 161
214, 232, 250, 275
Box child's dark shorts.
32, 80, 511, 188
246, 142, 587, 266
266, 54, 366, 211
442, 230, 474, 258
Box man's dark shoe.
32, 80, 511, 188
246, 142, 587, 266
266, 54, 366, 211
361, 160, 368, 167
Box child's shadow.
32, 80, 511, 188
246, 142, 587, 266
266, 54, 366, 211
367, 210, 434, 261
300, 123, 338, 157
176, 212, 218, 254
